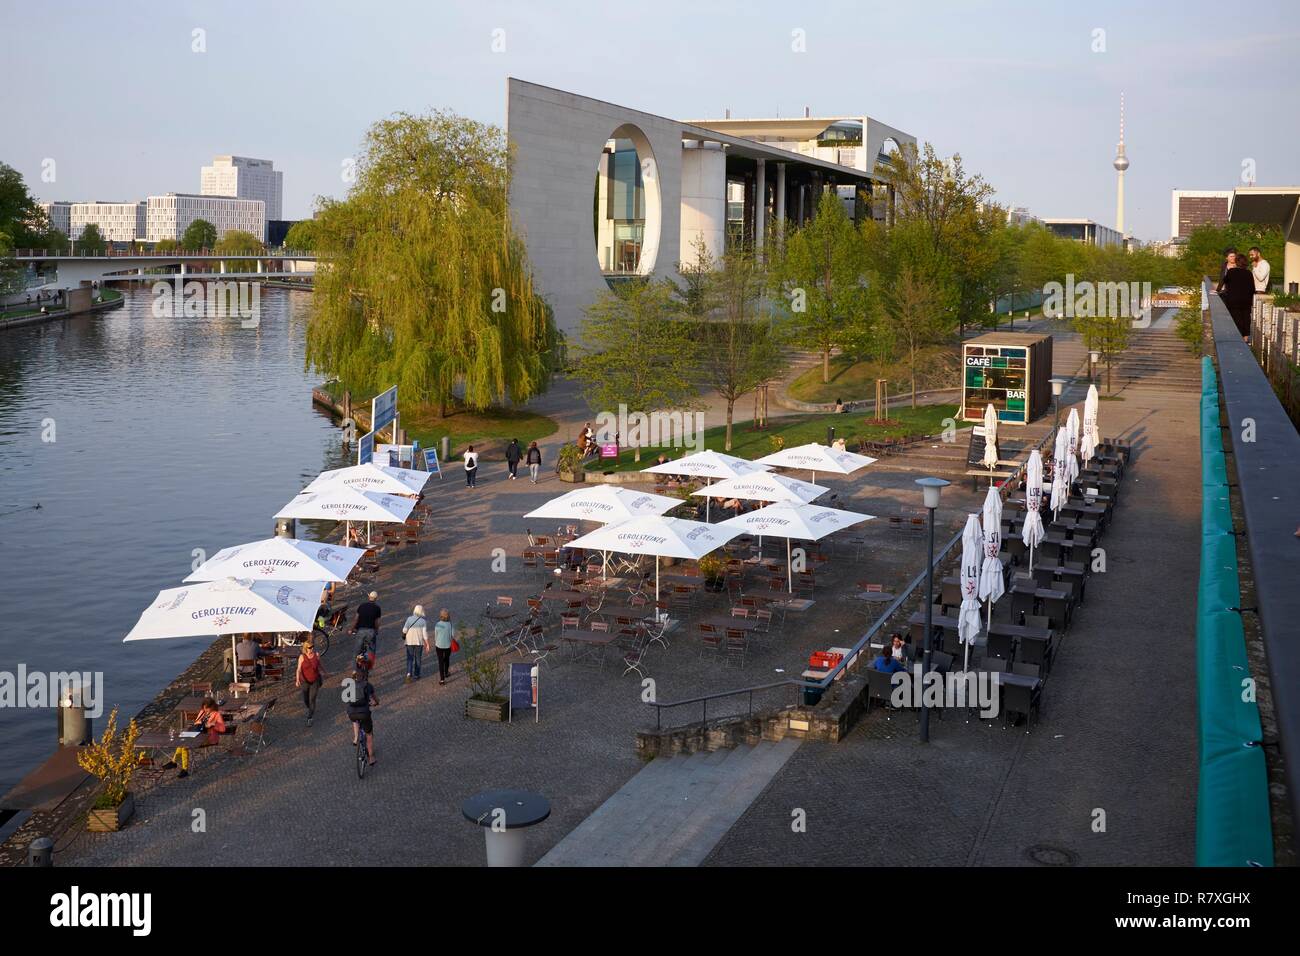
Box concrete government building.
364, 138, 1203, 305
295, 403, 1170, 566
505, 78, 914, 335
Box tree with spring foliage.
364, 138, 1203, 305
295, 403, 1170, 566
305, 110, 559, 416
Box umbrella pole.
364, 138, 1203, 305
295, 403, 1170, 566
706, 478, 711, 522
1028, 543, 1035, 573
787, 538, 793, 593
655, 557, 661, 621
963, 639, 969, 673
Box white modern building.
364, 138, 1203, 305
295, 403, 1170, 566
69, 201, 147, 243
506, 78, 915, 335
1006, 206, 1041, 227
145, 193, 266, 243
200, 156, 283, 222
1043, 218, 1124, 249
38, 201, 72, 238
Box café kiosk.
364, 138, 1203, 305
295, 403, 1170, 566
961, 331, 1053, 425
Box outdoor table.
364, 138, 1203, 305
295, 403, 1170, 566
853, 590, 896, 605
538, 589, 585, 604
587, 604, 653, 625
699, 614, 761, 633
560, 628, 618, 667
992, 671, 1042, 692
134, 731, 207, 763
768, 597, 814, 612
659, 575, 703, 591
461, 789, 551, 867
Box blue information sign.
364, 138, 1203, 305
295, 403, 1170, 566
358, 430, 375, 465
371, 386, 397, 434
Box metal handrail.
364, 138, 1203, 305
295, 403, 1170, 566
648, 423, 1066, 732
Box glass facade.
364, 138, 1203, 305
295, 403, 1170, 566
963, 346, 1030, 424
596, 139, 646, 274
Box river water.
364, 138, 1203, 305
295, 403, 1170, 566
0, 288, 350, 799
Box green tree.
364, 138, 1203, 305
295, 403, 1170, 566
214, 229, 263, 272
575, 278, 696, 462
283, 219, 317, 251
153, 238, 181, 254
306, 109, 559, 415
883, 262, 947, 408
0, 162, 47, 248
76, 223, 107, 254
181, 218, 217, 251
676, 241, 788, 451
770, 191, 870, 383
1178, 222, 1283, 287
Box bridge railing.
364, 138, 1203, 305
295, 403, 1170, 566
13, 247, 315, 259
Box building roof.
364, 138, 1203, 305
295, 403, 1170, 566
964, 331, 1051, 347
1229, 186, 1300, 225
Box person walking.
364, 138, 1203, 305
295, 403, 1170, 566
464, 445, 479, 487
1217, 251, 1256, 340
505, 438, 522, 480
401, 604, 430, 683
526, 441, 542, 483
295, 639, 325, 726
432, 609, 456, 685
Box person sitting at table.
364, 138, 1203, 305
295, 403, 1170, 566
891, 632, 915, 663
163, 697, 227, 778
873, 645, 906, 675
236, 634, 263, 680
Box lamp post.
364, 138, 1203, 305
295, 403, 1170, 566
1049, 377, 1067, 435
1088, 349, 1100, 384
915, 477, 949, 744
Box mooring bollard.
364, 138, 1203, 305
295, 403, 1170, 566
28, 837, 53, 867
57, 680, 91, 747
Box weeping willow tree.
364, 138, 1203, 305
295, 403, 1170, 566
306, 110, 559, 415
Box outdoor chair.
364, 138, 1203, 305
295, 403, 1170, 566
1012, 661, 1042, 679
236, 656, 258, 682
522, 551, 540, 574
560, 613, 581, 631
1042, 596, 1071, 632
643, 616, 670, 650
1017, 636, 1052, 673
1024, 614, 1051, 630
986, 631, 1015, 662
724, 630, 748, 668
1001, 682, 1041, 733
403, 523, 422, 552
1009, 588, 1037, 625
866, 667, 901, 717
698, 623, 723, 661
981, 657, 1008, 673
190, 682, 213, 696
730, 606, 749, 618
621, 639, 649, 680
753, 608, 773, 633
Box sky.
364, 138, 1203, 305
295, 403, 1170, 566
2, 0, 1297, 242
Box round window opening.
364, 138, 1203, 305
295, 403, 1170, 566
593, 124, 661, 286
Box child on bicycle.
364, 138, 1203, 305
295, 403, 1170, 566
346, 668, 378, 767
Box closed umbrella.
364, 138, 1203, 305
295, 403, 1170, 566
958, 514, 983, 671
185, 537, 367, 583
1080, 384, 1100, 465
1021, 449, 1046, 571
981, 404, 1000, 484
978, 485, 1004, 633
562, 516, 741, 614
718, 502, 875, 592
754, 442, 876, 484
1065, 408, 1081, 489
1049, 428, 1069, 519
642, 450, 769, 521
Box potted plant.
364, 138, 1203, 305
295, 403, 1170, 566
461, 630, 509, 722
77, 707, 140, 832
556, 443, 585, 483
698, 554, 726, 592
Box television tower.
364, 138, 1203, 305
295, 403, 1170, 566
1113, 93, 1129, 236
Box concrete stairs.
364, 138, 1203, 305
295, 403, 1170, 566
1106, 322, 1201, 391
535, 738, 800, 866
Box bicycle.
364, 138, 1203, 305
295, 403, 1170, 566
355, 722, 368, 779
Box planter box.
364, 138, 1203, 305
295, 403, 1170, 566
558, 470, 585, 483
87, 792, 135, 832
465, 697, 509, 722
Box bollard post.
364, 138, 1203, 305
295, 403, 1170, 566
826, 425, 835, 446
28, 837, 54, 866
57, 680, 91, 747
441, 435, 450, 463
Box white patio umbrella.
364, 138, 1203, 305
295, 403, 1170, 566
524, 485, 679, 523
958, 514, 984, 671
275, 487, 417, 547
692, 471, 828, 506
563, 516, 741, 613
718, 502, 875, 592
981, 404, 1000, 484
1021, 449, 1046, 571
978, 485, 1004, 633
306, 461, 430, 497
1049, 428, 1069, 519
1080, 384, 1101, 465
124, 577, 327, 682
642, 450, 770, 521
754, 442, 877, 483
185, 537, 367, 583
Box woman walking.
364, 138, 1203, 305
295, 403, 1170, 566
526, 441, 542, 483
295, 639, 325, 727
433, 609, 456, 685
464, 445, 479, 487
401, 604, 430, 683
1217, 250, 1256, 340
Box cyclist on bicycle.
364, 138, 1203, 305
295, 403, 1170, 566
346, 668, 378, 767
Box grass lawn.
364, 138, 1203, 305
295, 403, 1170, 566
788, 345, 960, 404
586, 404, 959, 473
318, 381, 557, 450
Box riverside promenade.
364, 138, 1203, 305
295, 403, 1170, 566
35, 330, 1207, 868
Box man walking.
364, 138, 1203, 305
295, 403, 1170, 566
526, 441, 542, 483
505, 438, 522, 480
464, 444, 479, 488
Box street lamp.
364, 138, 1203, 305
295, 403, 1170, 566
915, 476, 950, 744
1049, 377, 1067, 434
1088, 349, 1100, 384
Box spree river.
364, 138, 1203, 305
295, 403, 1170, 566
0, 288, 350, 800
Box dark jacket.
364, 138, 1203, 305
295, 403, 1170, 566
506, 441, 522, 464
1218, 266, 1256, 335
526, 446, 542, 465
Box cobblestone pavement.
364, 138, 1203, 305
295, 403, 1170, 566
705, 383, 1201, 866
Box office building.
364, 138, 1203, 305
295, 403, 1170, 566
1170, 189, 1232, 239
69, 201, 147, 242
1043, 218, 1124, 249
200, 156, 283, 222
145, 193, 265, 243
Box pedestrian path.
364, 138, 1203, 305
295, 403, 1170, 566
536, 739, 801, 866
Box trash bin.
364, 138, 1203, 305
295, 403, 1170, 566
802, 684, 824, 706
28, 837, 53, 867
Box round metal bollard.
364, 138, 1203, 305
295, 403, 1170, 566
58, 681, 91, 747
28, 837, 54, 867
462, 790, 550, 868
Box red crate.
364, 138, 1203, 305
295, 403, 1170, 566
809, 651, 844, 670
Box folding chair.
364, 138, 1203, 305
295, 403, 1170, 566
724, 629, 748, 669
698, 623, 723, 662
